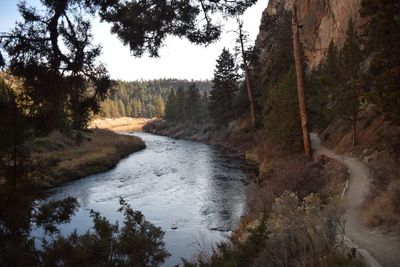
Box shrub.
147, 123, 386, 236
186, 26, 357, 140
184, 192, 358, 267
40, 198, 170, 267
364, 179, 400, 232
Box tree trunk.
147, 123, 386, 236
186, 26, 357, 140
244, 67, 255, 128
292, 4, 312, 159
238, 22, 255, 128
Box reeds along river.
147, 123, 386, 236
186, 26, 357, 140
38, 132, 254, 266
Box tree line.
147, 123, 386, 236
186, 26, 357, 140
98, 79, 212, 119
164, 47, 252, 126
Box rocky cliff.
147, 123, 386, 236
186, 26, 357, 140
256, 0, 363, 69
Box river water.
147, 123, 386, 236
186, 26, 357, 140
41, 132, 252, 266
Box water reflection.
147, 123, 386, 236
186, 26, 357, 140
40, 133, 251, 266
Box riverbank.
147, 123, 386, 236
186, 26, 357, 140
146, 115, 400, 266
144, 120, 364, 265
143, 119, 256, 152
90, 117, 153, 132
31, 129, 146, 187
144, 119, 348, 214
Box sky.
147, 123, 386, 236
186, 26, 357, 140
0, 0, 268, 81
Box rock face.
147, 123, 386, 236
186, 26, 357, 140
256, 0, 363, 69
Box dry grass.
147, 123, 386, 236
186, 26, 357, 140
89, 117, 153, 132
31, 129, 145, 187
364, 179, 400, 232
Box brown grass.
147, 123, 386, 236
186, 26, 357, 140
31, 129, 145, 187
89, 117, 153, 132
364, 180, 400, 232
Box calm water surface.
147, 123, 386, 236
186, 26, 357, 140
41, 132, 251, 266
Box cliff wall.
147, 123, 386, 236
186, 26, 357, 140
256, 0, 363, 69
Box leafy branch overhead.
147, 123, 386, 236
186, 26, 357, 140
98, 0, 257, 57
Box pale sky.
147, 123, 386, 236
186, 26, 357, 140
1, 0, 268, 81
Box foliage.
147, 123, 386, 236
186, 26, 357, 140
40, 198, 169, 267
0, 185, 169, 267
1, 76, 167, 266
253, 192, 344, 267
182, 214, 268, 267
0, 0, 255, 132
165, 90, 178, 121
360, 0, 400, 124
175, 86, 187, 121
307, 41, 341, 129
308, 20, 364, 146
100, 0, 257, 57
184, 192, 355, 267
154, 95, 165, 118
1, 1, 112, 132
99, 79, 212, 119
163, 84, 209, 123
264, 69, 301, 150
251, 6, 293, 121
0, 184, 79, 267
233, 19, 257, 126
184, 84, 204, 122
209, 48, 240, 125
337, 20, 364, 117
0, 77, 29, 187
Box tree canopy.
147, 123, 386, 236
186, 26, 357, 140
100, 0, 257, 57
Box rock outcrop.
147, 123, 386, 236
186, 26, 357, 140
256, 0, 363, 69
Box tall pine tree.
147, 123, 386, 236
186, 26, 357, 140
175, 87, 186, 121
165, 90, 177, 121
184, 84, 202, 122
337, 20, 363, 146
209, 48, 239, 125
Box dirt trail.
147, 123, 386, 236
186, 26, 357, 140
310, 133, 400, 267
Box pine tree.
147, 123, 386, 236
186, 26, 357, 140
308, 40, 340, 129
146, 103, 155, 118
325, 41, 340, 83
175, 87, 186, 122
337, 19, 363, 146
100, 100, 111, 118
235, 20, 255, 127
200, 92, 209, 121
154, 95, 165, 118
118, 100, 126, 117
184, 83, 202, 122
209, 48, 239, 125
360, 0, 400, 124
165, 90, 177, 121
125, 103, 133, 117
110, 101, 120, 118
132, 98, 142, 117
265, 69, 301, 149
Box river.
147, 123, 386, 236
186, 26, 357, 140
39, 132, 252, 266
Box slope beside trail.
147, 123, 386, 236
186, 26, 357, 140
310, 133, 400, 267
